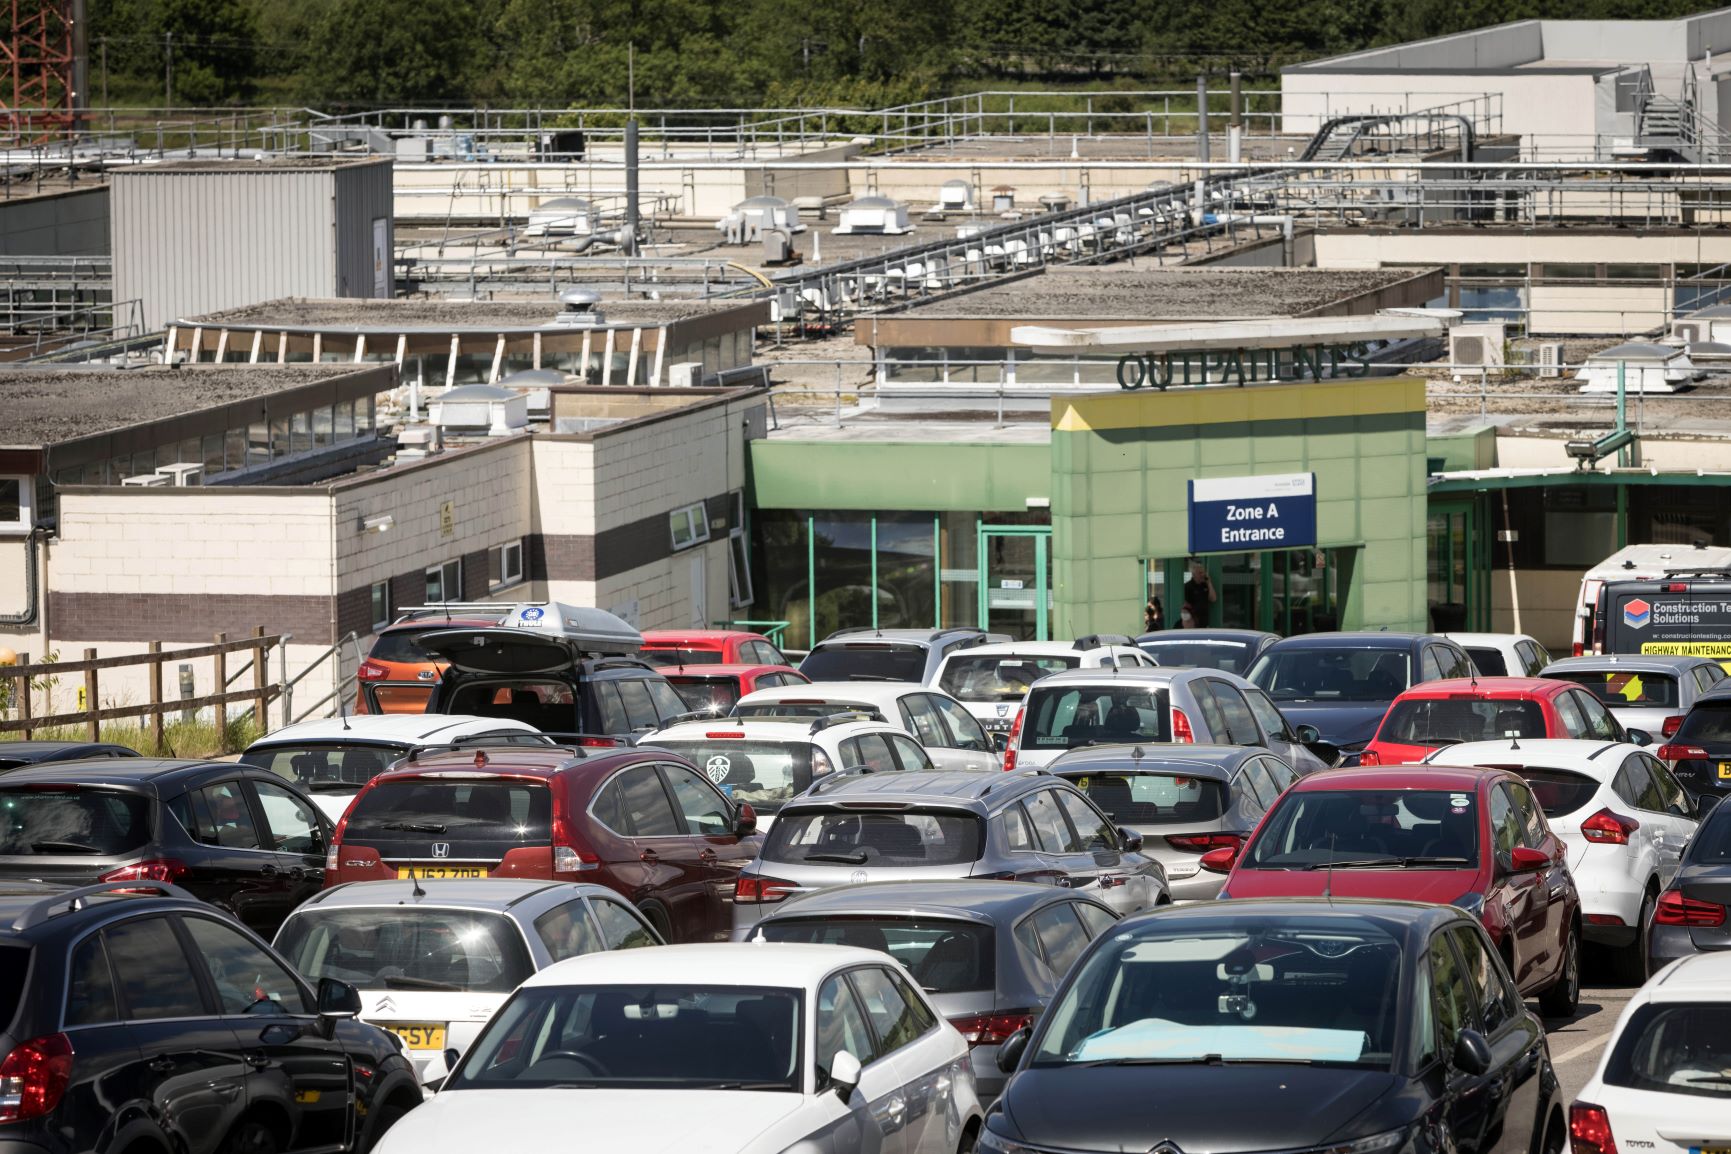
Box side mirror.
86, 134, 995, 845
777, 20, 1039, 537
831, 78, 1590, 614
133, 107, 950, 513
828, 1050, 861, 1101
996, 1025, 1032, 1074
316, 977, 362, 1018
734, 803, 758, 837
1117, 827, 1144, 852
1200, 845, 1239, 874
1452, 1028, 1492, 1076
1294, 723, 1321, 744
1507, 846, 1549, 873
992, 731, 1010, 754
1626, 729, 1653, 747
420, 1046, 461, 1090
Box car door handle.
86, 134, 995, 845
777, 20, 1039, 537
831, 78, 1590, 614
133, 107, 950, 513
640, 850, 659, 864
259, 864, 277, 876
244, 1052, 271, 1070
887, 1095, 906, 1122
698, 849, 718, 864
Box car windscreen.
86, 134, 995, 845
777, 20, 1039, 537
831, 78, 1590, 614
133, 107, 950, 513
1464, 647, 1507, 676
275, 908, 535, 994
1023, 685, 1170, 749
368, 628, 440, 664
449, 984, 802, 1091
666, 677, 742, 714
801, 644, 928, 682
762, 807, 985, 867
1511, 768, 1602, 818
1603, 1003, 1731, 1099
1139, 639, 1256, 674
446, 680, 577, 732
239, 742, 412, 794
1547, 670, 1680, 709
756, 916, 995, 994
939, 654, 1079, 702
653, 740, 812, 811
341, 779, 552, 856
1065, 771, 1228, 825
640, 648, 724, 667
1246, 789, 1479, 868
1250, 646, 1412, 703
1674, 701, 1731, 745
0, 788, 153, 856
1377, 698, 1546, 746
1031, 919, 1402, 1070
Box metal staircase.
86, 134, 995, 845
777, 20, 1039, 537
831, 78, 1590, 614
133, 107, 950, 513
1635, 69, 1731, 162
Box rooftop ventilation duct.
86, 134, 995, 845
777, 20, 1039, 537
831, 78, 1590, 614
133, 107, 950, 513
525, 197, 593, 237
717, 196, 803, 244
430, 384, 530, 436
552, 287, 606, 327
835, 196, 912, 235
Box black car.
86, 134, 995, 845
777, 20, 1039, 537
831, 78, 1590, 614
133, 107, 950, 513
1648, 794, 1731, 971
0, 742, 140, 770
1136, 628, 1279, 676
0, 879, 419, 1154
1657, 681, 1731, 805
0, 759, 331, 937
981, 899, 1563, 1154
1248, 632, 1475, 762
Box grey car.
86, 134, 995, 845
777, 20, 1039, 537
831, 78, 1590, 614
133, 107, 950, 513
798, 627, 1008, 684
731, 770, 1168, 932
1649, 795, 1731, 971
1134, 628, 1279, 676
1542, 654, 1728, 742
1009, 666, 1332, 775
1049, 743, 1299, 901
742, 880, 1120, 1100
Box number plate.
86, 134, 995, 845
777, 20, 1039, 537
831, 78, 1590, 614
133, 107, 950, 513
1718, 763, 1731, 781
396, 866, 487, 880
383, 1023, 447, 1051
1688, 1146, 1731, 1154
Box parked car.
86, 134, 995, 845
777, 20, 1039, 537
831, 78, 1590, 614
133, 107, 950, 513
379, 943, 984, 1154
1211, 764, 1582, 1016
1654, 680, 1731, 805
1049, 744, 1300, 901
981, 899, 1563, 1154
1134, 628, 1279, 675
660, 662, 809, 715
639, 629, 791, 669
1428, 738, 1699, 982
416, 603, 689, 739
1361, 676, 1634, 767
0, 741, 139, 770
324, 744, 760, 944
1248, 631, 1476, 762
1570, 952, 1731, 1154
1449, 631, 1553, 677
239, 714, 551, 821
799, 626, 1006, 684
733, 680, 1001, 772
1543, 653, 1726, 743
0, 879, 421, 1154
356, 611, 505, 714
744, 880, 1119, 1100
0, 759, 330, 937
1648, 793, 1731, 971
275, 878, 663, 1079
642, 713, 933, 821
1007, 667, 1332, 775
733, 770, 1167, 932
933, 637, 1153, 735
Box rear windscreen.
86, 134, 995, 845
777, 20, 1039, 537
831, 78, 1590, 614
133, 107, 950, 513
1605, 1004, 1731, 1100
368, 628, 440, 664
1464, 648, 1507, 676
800, 644, 928, 682
342, 779, 551, 856
446, 680, 577, 732
940, 654, 1078, 702
1251, 646, 1412, 703
1515, 768, 1602, 817
667, 678, 742, 714
1024, 685, 1170, 749
1548, 670, 1680, 709
763, 808, 985, 866
1378, 698, 1546, 745
0, 788, 152, 856
1138, 640, 1255, 674
1675, 702, 1731, 745
1604, 586, 1731, 661
1687, 807, 1731, 863
654, 740, 811, 811
276, 908, 534, 994
756, 916, 995, 993
1065, 772, 1227, 824
640, 648, 724, 667
239, 743, 410, 793
1247, 789, 1479, 868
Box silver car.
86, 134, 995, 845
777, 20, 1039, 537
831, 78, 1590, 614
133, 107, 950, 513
731, 770, 1168, 932
1541, 654, 1729, 742
1048, 744, 1299, 901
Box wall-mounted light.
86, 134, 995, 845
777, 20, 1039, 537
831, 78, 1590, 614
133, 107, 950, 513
1026, 497, 1051, 509
361, 513, 395, 534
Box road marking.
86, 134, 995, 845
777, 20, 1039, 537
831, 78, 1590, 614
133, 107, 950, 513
1552, 1034, 1610, 1066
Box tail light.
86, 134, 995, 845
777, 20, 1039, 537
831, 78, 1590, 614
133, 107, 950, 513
1654, 889, 1727, 927
1656, 743, 1706, 762
357, 662, 389, 681
1569, 1102, 1615, 1154
734, 875, 799, 904
1003, 707, 1025, 772
1580, 809, 1639, 845
1171, 708, 1194, 743
574, 736, 620, 748
1165, 833, 1241, 853
1358, 749, 1382, 766
550, 794, 599, 873
1661, 715, 1684, 738
948, 1010, 1035, 1048
99, 858, 188, 884
0, 1034, 73, 1122
325, 843, 340, 872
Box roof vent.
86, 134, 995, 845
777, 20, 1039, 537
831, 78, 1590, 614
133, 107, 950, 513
430, 384, 529, 436
553, 287, 606, 327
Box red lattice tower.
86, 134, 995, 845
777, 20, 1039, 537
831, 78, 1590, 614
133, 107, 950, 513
1, 0, 78, 144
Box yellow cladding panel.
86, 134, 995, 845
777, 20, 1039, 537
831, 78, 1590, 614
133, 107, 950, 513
1052, 377, 1427, 432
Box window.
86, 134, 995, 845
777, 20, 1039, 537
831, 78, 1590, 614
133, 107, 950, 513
844, 733, 899, 774
728, 528, 754, 608
65, 935, 119, 1026
1004, 805, 1038, 851
1243, 687, 1294, 741
610, 766, 682, 837
171, 781, 262, 850
1054, 789, 1117, 851
425, 559, 462, 603
816, 974, 878, 1076
1022, 903, 1090, 977
489, 539, 525, 590
662, 765, 732, 836
1574, 692, 1622, 740
369, 581, 391, 631
590, 899, 659, 949
1507, 782, 1547, 848
0, 477, 30, 533
930, 695, 991, 752
849, 967, 932, 1054
1203, 681, 1261, 745
645, 679, 687, 722
1489, 786, 1522, 856
900, 696, 949, 749
1645, 756, 1692, 817
885, 733, 933, 770
1023, 789, 1082, 854
1615, 758, 1666, 813
252, 780, 325, 854
615, 679, 660, 732
670, 502, 710, 551
1072, 901, 1117, 939
1241, 759, 1279, 808
182, 916, 307, 1015
1450, 924, 1518, 1035
104, 918, 206, 1020
1552, 691, 1587, 738
535, 901, 605, 961
1426, 934, 1476, 1065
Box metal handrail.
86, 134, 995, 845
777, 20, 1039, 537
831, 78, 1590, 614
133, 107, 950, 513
280, 631, 366, 726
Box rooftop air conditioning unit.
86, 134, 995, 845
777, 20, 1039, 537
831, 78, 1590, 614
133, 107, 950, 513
668, 362, 703, 389
154, 463, 204, 486
1537, 342, 1564, 379
1449, 323, 1506, 370
1673, 320, 1706, 344
121, 473, 171, 487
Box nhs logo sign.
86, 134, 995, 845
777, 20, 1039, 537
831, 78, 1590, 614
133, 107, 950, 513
1188, 473, 1317, 555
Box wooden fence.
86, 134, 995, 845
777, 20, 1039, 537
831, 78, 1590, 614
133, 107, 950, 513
0, 630, 283, 752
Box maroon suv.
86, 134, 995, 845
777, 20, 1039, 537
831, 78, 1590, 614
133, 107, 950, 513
324, 745, 761, 942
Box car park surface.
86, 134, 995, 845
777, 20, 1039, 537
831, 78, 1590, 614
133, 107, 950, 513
1362, 677, 1631, 767
733, 680, 1001, 772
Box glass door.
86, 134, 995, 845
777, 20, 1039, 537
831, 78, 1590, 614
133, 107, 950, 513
978, 526, 1050, 641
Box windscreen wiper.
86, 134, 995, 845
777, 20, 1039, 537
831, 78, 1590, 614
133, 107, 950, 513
1306, 857, 1402, 870
379, 821, 447, 834
803, 851, 868, 864
1399, 856, 1472, 867
382, 975, 464, 991
30, 840, 100, 854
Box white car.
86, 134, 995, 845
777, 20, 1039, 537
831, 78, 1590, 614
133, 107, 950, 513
1449, 632, 1554, 678
931, 636, 1154, 734
1570, 951, 1731, 1154
643, 713, 934, 827
733, 681, 1001, 772
239, 714, 550, 821
273, 878, 662, 1080
380, 942, 984, 1154
1427, 738, 1698, 981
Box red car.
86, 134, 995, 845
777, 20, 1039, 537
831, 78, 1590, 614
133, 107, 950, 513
354, 614, 504, 714
1208, 764, 1582, 1016
639, 629, 789, 669
324, 745, 761, 942
661, 663, 809, 715
1360, 676, 1628, 766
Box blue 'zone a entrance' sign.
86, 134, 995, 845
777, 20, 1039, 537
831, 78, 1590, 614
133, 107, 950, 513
1188, 473, 1317, 554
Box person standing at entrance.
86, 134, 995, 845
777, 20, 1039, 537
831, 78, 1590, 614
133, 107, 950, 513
1144, 595, 1164, 632
1183, 559, 1215, 627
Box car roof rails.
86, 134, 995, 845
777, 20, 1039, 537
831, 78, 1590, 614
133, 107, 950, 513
1629, 568, 1731, 580
394, 603, 517, 623
9, 880, 191, 932
804, 763, 888, 794
809, 710, 885, 734
1074, 634, 1135, 650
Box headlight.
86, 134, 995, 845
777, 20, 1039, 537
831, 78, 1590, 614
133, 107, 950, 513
977, 1128, 1063, 1154
1452, 892, 1486, 917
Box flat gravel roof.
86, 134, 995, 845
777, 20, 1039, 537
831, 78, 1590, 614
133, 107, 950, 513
184, 296, 749, 329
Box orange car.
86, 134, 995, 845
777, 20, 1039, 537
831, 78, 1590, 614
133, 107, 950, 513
354, 614, 503, 714
639, 629, 789, 669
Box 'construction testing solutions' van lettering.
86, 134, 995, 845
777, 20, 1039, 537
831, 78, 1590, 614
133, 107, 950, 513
1598, 574, 1731, 668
